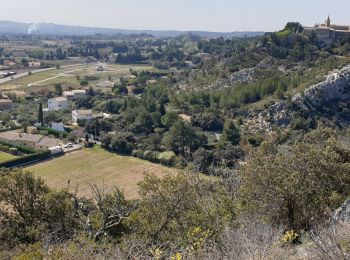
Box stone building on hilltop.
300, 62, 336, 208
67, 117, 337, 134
304, 16, 350, 44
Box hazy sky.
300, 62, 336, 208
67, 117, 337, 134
1, 0, 349, 32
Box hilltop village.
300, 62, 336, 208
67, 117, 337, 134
304, 16, 350, 43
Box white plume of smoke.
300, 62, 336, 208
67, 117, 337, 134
28, 23, 40, 34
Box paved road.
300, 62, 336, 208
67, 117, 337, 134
62, 144, 82, 153
0, 63, 89, 85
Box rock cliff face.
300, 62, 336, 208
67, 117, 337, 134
206, 68, 256, 91
333, 199, 350, 223
293, 65, 350, 107
259, 64, 350, 130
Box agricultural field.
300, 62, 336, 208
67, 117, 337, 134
26, 147, 178, 199
0, 152, 16, 163
0, 63, 157, 91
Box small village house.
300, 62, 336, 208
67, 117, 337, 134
0, 99, 13, 110
72, 89, 86, 99
3, 91, 26, 99
72, 110, 94, 125
62, 91, 75, 100
0, 130, 61, 150
35, 136, 61, 150
0, 131, 42, 149
28, 61, 41, 68
62, 89, 86, 100
97, 81, 115, 88
49, 122, 65, 132
48, 97, 68, 110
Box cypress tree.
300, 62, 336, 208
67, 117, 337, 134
38, 103, 44, 127
95, 118, 100, 137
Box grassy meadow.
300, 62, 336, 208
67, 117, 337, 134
26, 147, 177, 199
0, 152, 16, 163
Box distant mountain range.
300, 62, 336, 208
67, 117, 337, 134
0, 20, 265, 38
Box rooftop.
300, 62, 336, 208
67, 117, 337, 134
3, 91, 26, 97
72, 89, 86, 94
146, 79, 158, 85
49, 97, 68, 102
0, 131, 43, 143
0, 99, 13, 103
74, 109, 93, 115
36, 136, 60, 148
63, 91, 74, 96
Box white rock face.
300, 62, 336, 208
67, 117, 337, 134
258, 64, 350, 130
293, 65, 350, 108
333, 199, 350, 224
207, 68, 256, 91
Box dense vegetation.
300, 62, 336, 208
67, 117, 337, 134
2, 21, 350, 258
2, 129, 350, 258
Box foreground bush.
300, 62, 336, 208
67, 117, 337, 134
126, 173, 235, 251
238, 129, 350, 230
0, 169, 79, 247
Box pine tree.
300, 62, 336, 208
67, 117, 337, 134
221, 120, 240, 145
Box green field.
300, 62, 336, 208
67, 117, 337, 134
0, 63, 157, 91
26, 147, 177, 199
0, 152, 16, 163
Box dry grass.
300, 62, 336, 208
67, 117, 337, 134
26, 148, 178, 199
0, 152, 16, 163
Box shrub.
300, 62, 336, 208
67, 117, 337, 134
157, 151, 176, 166
8, 147, 18, 155
128, 173, 234, 249
143, 150, 160, 163
0, 145, 10, 152
0, 170, 79, 246
237, 129, 350, 230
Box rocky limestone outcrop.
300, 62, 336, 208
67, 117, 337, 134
333, 199, 350, 224
293, 65, 350, 108
206, 68, 256, 91
258, 64, 350, 131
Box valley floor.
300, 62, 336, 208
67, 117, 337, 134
26, 147, 178, 199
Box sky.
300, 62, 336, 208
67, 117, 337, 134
0, 0, 349, 32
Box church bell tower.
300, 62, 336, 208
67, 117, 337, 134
326, 15, 331, 27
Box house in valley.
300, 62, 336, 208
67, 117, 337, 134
49, 122, 65, 132
0, 99, 13, 110
62, 91, 75, 100
28, 61, 41, 68
72, 89, 86, 99
62, 90, 86, 100
97, 81, 114, 88
72, 109, 94, 125
0, 130, 61, 150
48, 97, 68, 111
